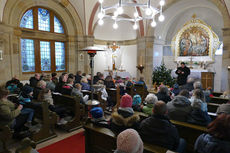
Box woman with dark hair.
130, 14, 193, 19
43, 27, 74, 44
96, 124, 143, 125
156, 85, 171, 103
194, 114, 230, 153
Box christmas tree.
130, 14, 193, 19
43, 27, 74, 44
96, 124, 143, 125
152, 64, 175, 87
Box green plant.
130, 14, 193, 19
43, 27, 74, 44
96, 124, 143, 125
152, 64, 176, 87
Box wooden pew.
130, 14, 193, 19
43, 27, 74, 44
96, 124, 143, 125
210, 96, 229, 104
126, 85, 134, 97
84, 123, 175, 153
207, 103, 220, 113
82, 90, 107, 111
52, 94, 84, 132
170, 120, 206, 153
106, 87, 120, 110
212, 92, 223, 97
136, 112, 207, 153
30, 101, 58, 143
133, 84, 149, 101
0, 126, 12, 153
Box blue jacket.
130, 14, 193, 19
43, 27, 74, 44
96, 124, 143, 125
194, 134, 230, 153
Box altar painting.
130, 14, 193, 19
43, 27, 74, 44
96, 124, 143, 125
172, 17, 220, 62
180, 27, 209, 56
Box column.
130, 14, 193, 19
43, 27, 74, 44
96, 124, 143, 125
137, 36, 154, 88
221, 28, 230, 91
76, 35, 94, 74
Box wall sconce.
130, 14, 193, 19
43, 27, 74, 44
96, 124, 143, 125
136, 65, 144, 74
0, 50, 3, 60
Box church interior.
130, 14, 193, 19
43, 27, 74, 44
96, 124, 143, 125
0, 0, 230, 153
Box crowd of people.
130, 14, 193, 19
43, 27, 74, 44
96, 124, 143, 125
0, 70, 230, 153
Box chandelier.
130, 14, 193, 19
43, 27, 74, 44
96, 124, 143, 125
97, 0, 165, 30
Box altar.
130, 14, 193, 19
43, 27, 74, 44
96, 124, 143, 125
171, 69, 209, 79
104, 71, 131, 79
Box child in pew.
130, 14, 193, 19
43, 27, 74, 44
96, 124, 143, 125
33, 80, 46, 100
114, 129, 143, 153
142, 93, 158, 115
132, 94, 142, 112
62, 78, 74, 95
81, 77, 91, 91
37, 88, 68, 125
90, 107, 109, 128
110, 94, 140, 134
95, 80, 108, 101
194, 113, 230, 153
72, 83, 89, 104
190, 89, 208, 112
187, 89, 211, 126
0, 85, 34, 133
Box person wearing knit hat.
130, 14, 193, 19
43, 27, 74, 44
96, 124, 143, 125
142, 94, 158, 115
114, 129, 143, 153
90, 107, 104, 121
132, 95, 142, 112
110, 94, 140, 134
90, 107, 109, 128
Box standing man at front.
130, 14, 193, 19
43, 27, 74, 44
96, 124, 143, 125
176, 62, 190, 86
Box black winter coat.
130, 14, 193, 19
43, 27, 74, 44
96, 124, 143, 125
139, 114, 180, 151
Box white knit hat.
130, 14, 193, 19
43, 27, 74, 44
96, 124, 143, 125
115, 129, 143, 153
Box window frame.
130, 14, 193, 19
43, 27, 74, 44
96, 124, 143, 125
19, 7, 67, 74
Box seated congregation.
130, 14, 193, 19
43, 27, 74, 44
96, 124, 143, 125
1, 71, 230, 153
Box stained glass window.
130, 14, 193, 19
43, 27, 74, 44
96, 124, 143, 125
21, 39, 35, 72
20, 7, 66, 73
55, 42, 65, 71
38, 8, 50, 31
20, 9, 33, 29
54, 16, 64, 33
40, 41, 51, 71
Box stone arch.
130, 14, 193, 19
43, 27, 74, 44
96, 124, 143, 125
1, 0, 85, 79
2, 0, 84, 36
146, 0, 230, 37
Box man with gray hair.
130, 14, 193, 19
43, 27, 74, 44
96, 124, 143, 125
139, 101, 185, 152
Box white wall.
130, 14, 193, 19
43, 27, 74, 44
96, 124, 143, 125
94, 19, 137, 41
94, 45, 137, 78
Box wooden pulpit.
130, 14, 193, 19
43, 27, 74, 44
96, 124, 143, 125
201, 72, 214, 89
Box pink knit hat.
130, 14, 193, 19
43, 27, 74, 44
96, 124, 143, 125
120, 94, 133, 108
116, 129, 143, 153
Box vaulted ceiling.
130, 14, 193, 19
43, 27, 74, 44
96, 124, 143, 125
0, 0, 229, 37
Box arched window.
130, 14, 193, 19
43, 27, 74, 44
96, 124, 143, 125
20, 7, 66, 73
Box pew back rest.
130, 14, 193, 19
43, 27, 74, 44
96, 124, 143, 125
84, 123, 175, 153
210, 97, 229, 104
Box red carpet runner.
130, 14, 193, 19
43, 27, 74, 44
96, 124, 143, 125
38, 132, 85, 153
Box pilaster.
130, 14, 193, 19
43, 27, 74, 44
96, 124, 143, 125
137, 36, 154, 88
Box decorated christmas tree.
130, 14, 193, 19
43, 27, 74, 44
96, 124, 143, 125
152, 64, 175, 87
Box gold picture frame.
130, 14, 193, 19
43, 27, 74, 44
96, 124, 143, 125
172, 17, 220, 63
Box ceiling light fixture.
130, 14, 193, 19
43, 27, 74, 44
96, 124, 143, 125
97, 0, 165, 30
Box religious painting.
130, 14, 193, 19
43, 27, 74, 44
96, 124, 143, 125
179, 27, 209, 56
172, 16, 220, 63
